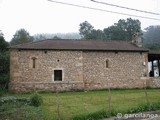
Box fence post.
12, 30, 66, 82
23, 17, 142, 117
56, 91, 61, 120
108, 87, 112, 113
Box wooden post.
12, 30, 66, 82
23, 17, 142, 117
56, 92, 61, 120
144, 82, 149, 105
108, 87, 112, 113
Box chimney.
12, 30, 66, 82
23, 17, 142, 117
132, 32, 142, 47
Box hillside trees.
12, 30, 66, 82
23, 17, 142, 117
79, 18, 142, 41
10, 29, 34, 45
143, 25, 160, 50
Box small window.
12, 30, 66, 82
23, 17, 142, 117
54, 70, 62, 81
32, 57, 37, 68
106, 59, 109, 68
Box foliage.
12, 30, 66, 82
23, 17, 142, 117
0, 95, 43, 120
0, 35, 9, 52
0, 51, 9, 74
143, 25, 160, 50
116, 18, 141, 40
103, 25, 128, 40
86, 29, 104, 40
103, 18, 140, 41
0, 73, 9, 89
128, 102, 160, 113
30, 92, 43, 107
72, 110, 109, 120
0, 101, 43, 120
52, 35, 61, 39
10, 28, 34, 45
79, 21, 94, 39
0, 96, 30, 105
79, 18, 142, 41
0, 32, 9, 89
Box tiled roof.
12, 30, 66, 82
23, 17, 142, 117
10, 39, 148, 52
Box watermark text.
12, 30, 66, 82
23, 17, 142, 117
117, 113, 159, 119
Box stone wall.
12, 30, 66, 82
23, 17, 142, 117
83, 51, 148, 90
150, 77, 160, 88
9, 81, 84, 93
9, 49, 149, 93
9, 49, 84, 93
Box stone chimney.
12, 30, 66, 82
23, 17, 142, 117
132, 32, 142, 47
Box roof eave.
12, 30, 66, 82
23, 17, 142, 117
10, 48, 148, 52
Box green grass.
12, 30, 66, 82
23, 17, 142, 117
1, 89, 160, 120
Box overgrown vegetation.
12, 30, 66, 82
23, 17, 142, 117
0, 32, 9, 90
1, 89, 160, 120
0, 93, 43, 120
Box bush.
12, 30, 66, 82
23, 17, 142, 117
0, 96, 30, 106
0, 100, 43, 120
0, 73, 9, 89
30, 92, 43, 107
72, 110, 118, 120
127, 102, 160, 114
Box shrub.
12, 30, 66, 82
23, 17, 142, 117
127, 102, 160, 114
30, 92, 43, 107
72, 109, 117, 120
0, 101, 43, 120
0, 96, 30, 106
0, 73, 9, 89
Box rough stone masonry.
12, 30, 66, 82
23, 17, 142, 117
9, 39, 149, 93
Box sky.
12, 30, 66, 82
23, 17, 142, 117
0, 0, 160, 42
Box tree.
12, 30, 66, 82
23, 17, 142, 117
10, 29, 34, 45
79, 18, 141, 41
52, 36, 61, 39
104, 18, 141, 41
86, 29, 104, 40
103, 25, 128, 40
34, 34, 47, 41
79, 21, 94, 39
124, 18, 141, 40
143, 25, 160, 50
0, 34, 9, 52
0, 32, 9, 88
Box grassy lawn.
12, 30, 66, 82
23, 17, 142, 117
1, 89, 160, 120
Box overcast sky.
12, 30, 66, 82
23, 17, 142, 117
0, 0, 160, 41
